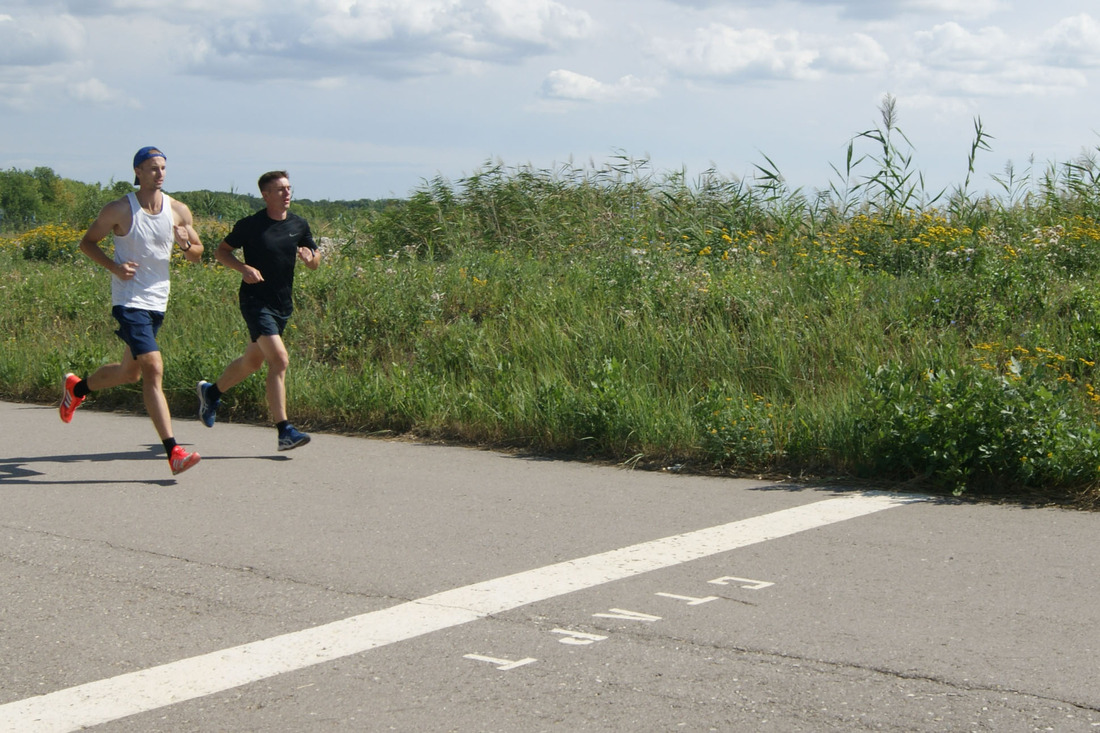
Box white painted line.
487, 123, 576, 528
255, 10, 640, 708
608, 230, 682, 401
463, 654, 538, 671
592, 608, 663, 622
551, 629, 609, 645
655, 592, 718, 605
0, 491, 923, 733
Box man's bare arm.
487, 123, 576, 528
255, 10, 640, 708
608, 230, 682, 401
171, 199, 204, 263
78, 197, 135, 278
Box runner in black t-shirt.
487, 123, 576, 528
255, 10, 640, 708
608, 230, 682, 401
196, 170, 321, 451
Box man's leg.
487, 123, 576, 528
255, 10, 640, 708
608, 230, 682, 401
256, 334, 308, 451
135, 349, 200, 474
88, 346, 176, 445
255, 334, 290, 424
85, 347, 143, 391
135, 350, 172, 441
61, 347, 141, 423
213, 341, 267, 394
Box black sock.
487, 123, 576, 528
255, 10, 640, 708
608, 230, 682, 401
276, 420, 289, 434
162, 438, 178, 455
74, 379, 91, 398
206, 382, 223, 401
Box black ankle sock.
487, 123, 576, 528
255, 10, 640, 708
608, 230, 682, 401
206, 383, 222, 401
276, 420, 289, 434
162, 438, 178, 455
74, 379, 91, 398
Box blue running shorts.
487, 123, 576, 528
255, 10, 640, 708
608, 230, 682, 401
111, 306, 164, 357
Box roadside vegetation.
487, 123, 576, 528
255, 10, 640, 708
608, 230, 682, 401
3, 96, 1100, 508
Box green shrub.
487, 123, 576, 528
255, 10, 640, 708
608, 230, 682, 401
696, 386, 788, 470
855, 360, 1100, 495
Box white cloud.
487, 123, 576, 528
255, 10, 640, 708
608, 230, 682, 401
811, 0, 1006, 20
2, 0, 596, 86
304, 0, 459, 46
0, 12, 85, 66
540, 69, 658, 102
651, 24, 891, 82
905, 19, 1092, 97
661, 0, 1006, 20
916, 63, 1088, 98
1039, 13, 1100, 67
817, 32, 889, 73
913, 22, 1012, 72
68, 77, 140, 107
483, 0, 592, 46
256, 0, 595, 80
895, 0, 1005, 16
653, 23, 821, 81
54, 0, 266, 19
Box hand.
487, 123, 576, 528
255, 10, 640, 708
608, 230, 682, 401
173, 224, 191, 249
116, 261, 139, 280
241, 265, 264, 284
297, 246, 314, 263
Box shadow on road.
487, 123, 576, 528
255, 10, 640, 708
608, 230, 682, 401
0, 445, 288, 487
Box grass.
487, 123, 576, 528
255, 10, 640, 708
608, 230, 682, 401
5, 101, 1100, 509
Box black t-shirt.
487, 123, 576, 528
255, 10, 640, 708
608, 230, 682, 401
224, 210, 317, 314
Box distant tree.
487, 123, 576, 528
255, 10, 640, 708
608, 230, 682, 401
173, 189, 259, 221
65, 179, 131, 228
0, 169, 45, 229
33, 166, 78, 222
0, 165, 405, 234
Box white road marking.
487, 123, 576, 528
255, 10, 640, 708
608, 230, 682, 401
709, 576, 774, 589
463, 654, 538, 671
0, 491, 923, 733
592, 608, 664, 622
655, 592, 719, 605
551, 629, 609, 645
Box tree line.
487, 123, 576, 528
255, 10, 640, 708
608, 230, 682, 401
0, 166, 402, 232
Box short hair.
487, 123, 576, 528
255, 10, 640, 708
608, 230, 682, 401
258, 170, 289, 192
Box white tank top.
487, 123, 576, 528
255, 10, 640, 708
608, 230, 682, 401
111, 192, 175, 310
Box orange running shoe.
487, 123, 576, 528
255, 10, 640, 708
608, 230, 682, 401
59, 373, 85, 423
169, 445, 201, 475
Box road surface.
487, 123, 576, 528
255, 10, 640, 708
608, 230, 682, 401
1, 399, 1098, 731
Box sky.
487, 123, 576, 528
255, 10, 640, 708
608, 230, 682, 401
2, 0, 1100, 202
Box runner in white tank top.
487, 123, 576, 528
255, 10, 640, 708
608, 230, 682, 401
59, 146, 207, 476
111, 191, 175, 311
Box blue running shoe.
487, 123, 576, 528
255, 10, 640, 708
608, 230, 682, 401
197, 380, 220, 428
278, 424, 310, 451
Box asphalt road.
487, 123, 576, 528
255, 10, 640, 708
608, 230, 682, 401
1, 398, 1098, 732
